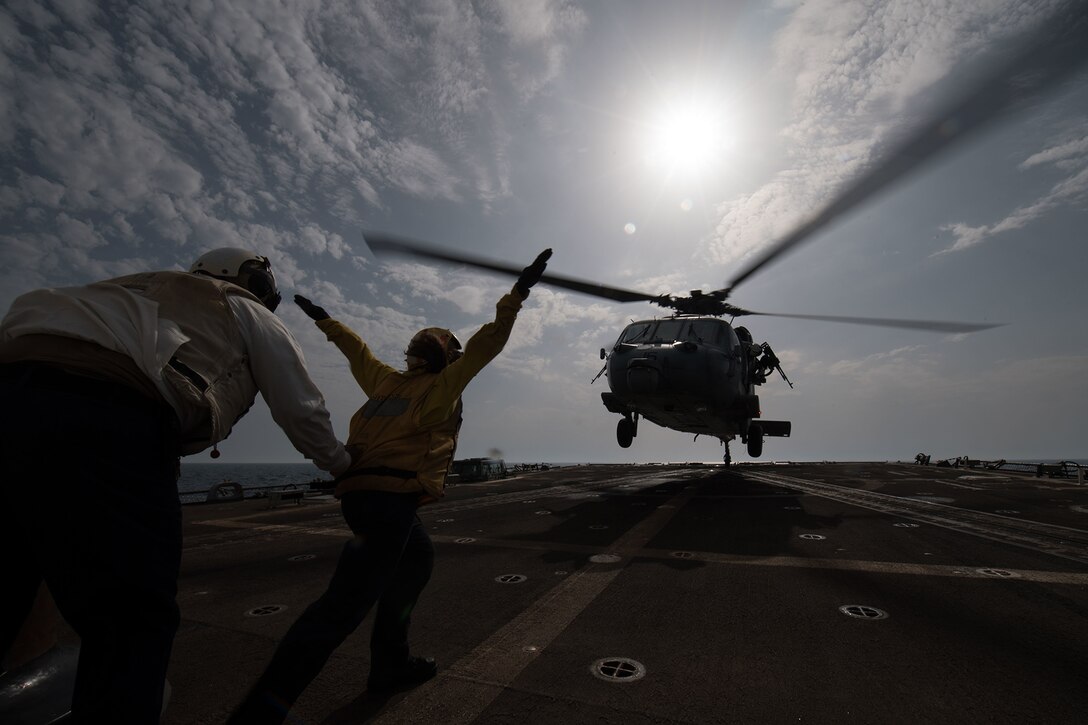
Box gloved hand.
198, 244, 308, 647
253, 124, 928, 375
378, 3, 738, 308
515, 248, 552, 298
294, 294, 330, 321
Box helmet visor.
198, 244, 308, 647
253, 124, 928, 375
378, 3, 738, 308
240, 259, 281, 312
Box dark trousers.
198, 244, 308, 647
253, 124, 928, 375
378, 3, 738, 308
0, 364, 181, 724
231, 490, 434, 724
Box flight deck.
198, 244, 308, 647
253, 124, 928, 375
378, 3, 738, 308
167, 462, 1088, 724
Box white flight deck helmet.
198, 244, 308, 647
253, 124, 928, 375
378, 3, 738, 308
190, 247, 282, 312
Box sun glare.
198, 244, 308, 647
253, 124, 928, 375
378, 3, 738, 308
642, 98, 733, 177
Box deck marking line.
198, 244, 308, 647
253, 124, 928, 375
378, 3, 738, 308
421, 472, 680, 515
184, 523, 1088, 585
746, 471, 1088, 565
372, 486, 693, 725
938, 480, 985, 491
427, 535, 1088, 584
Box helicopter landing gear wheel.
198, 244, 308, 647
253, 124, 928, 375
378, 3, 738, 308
747, 424, 763, 458
617, 417, 636, 448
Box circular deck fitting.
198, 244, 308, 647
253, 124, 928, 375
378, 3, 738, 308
671, 551, 694, 559
977, 568, 1019, 578
287, 554, 316, 562
799, 534, 826, 541
522, 499, 537, 503
590, 554, 621, 564
589, 525, 609, 530
894, 523, 920, 528
534, 510, 552, 515
591, 657, 646, 683
245, 605, 287, 618
437, 518, 455, 523
495, 574, 527, 584
454, 537, 476, 544
838, 605, 888, 620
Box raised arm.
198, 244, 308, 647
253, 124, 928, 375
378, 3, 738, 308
418, 249, 551, 425
295, 294, 397, 397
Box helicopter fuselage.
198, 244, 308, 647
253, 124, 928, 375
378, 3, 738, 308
600, 316, 790, 458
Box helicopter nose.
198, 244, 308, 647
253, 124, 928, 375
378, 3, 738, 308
626, 360, 659, 394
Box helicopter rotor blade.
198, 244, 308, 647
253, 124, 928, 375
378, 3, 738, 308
726, 2, 1088, 293
364, 232, 661, 304
735, 309, 1003, 333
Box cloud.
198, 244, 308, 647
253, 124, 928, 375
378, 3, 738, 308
707, 0, 1060, 268
502, 288, 617, 351
0, 0, 583, 300
296, 225, 348, 259
935, 132, 1088, 255
811, 344, 946, 397
489, 288, 620, 384
1020, 135, 1088, 171
628, 271, 695, 297
379, 261, 492, 315
489, 0, 588, 100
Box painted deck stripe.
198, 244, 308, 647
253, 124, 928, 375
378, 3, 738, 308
370, 488, 693, 724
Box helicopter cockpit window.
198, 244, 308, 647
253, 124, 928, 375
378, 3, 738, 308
650, 319, 685, 342
619, 323, 653, 343
689, 320, 725, 347
644, 319, 724, 345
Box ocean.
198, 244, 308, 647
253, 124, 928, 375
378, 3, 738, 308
178, 462, 327, 504
177, 460, 577, 504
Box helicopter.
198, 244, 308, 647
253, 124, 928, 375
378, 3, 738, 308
363, 3, 1086, 463
362, 235, 1001, 463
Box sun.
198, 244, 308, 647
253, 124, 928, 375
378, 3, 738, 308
642, 97, 733, 177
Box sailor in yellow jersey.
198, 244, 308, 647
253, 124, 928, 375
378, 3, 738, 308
232, 249, 551, 724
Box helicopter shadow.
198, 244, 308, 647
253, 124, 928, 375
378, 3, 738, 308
663, 468, 843, 559
512, 493, 680, 571
515, 471, 844, 571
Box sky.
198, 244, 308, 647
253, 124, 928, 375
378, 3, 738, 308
2, 0, 1086, 466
